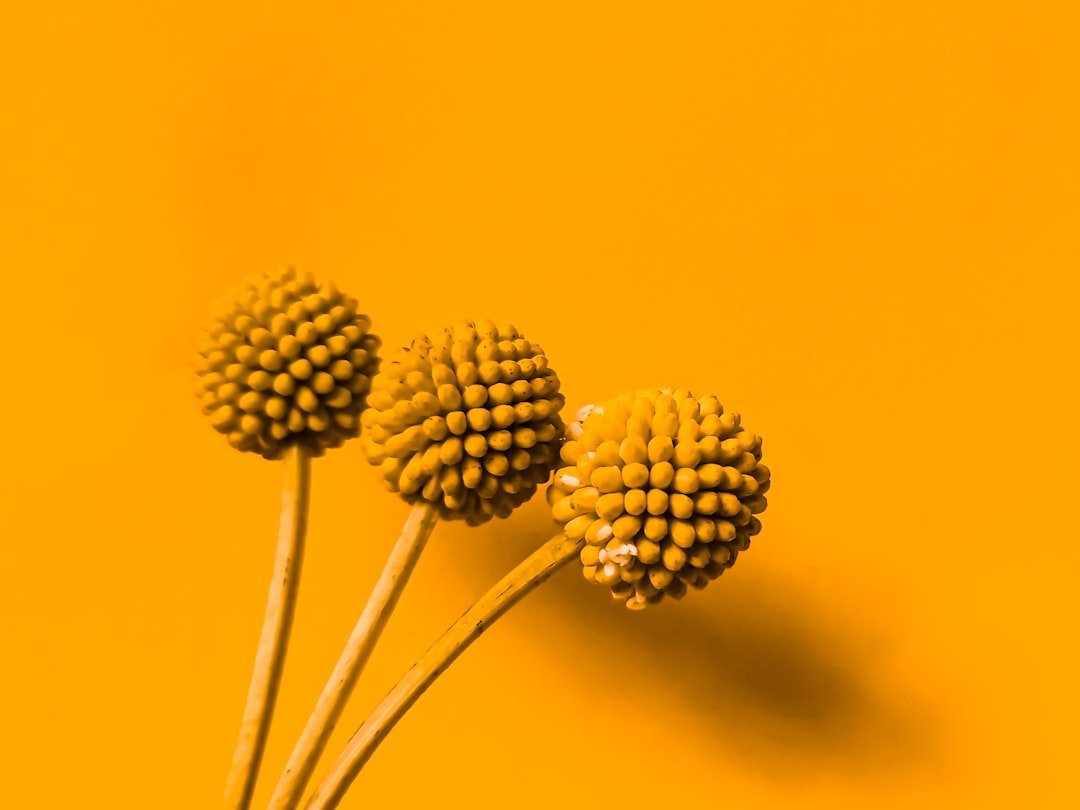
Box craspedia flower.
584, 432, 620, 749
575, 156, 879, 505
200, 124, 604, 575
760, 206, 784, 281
547, 387, 770, 610
360, 319, 566, 526
195, 267, 381, 459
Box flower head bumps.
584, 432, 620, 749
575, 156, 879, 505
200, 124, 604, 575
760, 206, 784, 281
548, 388, 770, 610
361, 320, 566, 525
195, 268, 381, 459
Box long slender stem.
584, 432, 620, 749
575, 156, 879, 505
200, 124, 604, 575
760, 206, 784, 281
267, 502, 440, 809
223, 443, 311, 810
304, 531, 584, 810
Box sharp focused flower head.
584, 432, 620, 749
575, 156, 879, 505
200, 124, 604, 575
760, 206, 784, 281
195, 268, 381, 459
361, 319, 566, 526
548, 388, 770, 610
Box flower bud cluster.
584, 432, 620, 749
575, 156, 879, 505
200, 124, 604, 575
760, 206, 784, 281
195, 268, 380, 459
548, 388, 770, 609
361, 319, 566, 525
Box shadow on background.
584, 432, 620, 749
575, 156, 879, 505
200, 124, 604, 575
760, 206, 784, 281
438, 497, 943, 785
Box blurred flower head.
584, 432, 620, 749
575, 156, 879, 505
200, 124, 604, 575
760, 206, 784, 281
548, 388, 770, 610
195, 267, 381, 459
361, 319, 566, 525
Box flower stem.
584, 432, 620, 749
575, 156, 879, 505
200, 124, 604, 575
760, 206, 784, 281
223, 443, 311, 810
303, 531, 584, 810
267, 502, 440, 809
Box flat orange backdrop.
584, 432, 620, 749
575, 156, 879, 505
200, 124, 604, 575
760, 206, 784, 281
2, 3, 1078, 808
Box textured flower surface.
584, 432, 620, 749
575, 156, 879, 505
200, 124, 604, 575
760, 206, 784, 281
361, 319, 566, 525
548, 388, 770, 610
195, 268, 381, 459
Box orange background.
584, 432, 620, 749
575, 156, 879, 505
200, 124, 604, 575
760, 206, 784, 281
2, 3, 1078, 807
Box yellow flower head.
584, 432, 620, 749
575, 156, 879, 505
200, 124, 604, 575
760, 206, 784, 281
195, 268, 381, 459
548, 388, 770, 610
361, 319, 566, 525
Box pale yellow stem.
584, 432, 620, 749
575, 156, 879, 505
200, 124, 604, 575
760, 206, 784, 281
267, 502, 440, 809
223, 443, 311, 810
303, 532, 584, 810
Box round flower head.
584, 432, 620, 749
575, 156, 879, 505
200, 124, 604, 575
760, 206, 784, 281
361, 319, 566, 526
547, 388, 770, 610
195, 267, 381, 459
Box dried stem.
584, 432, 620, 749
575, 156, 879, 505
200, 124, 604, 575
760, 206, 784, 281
304, 531, 584, 810
267, 503, 440, 809
223, 443, 311, 810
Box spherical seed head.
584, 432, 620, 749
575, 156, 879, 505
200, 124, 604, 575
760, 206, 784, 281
194, 268, 381, 459
548, 388, 770, 610
360, 319, 566, 525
